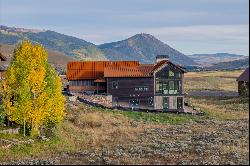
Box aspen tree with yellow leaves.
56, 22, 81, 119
0, 41, 65, 136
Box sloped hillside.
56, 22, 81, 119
0, 44, 75, 66
0, 25, 106, 60
206, 57, 249, 70
188, 53, 247, 66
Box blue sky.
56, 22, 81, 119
0, 0, 249, 55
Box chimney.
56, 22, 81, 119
156, 55, 169, 63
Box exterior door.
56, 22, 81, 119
113, 97, 118, 107
163, 97, 169, 109
177, 97, 183, 109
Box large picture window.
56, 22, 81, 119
155, 80, 182, 94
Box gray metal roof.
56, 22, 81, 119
237, 67, 249, 82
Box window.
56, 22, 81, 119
156, 80, 161, 93
169, 70, 175, 77
112, 81, 118, 89
176, 81, 182, 93
162, 82, 168, 94
176, 72, 181, 78
155, 80, 182, 95
130, 99, 140, 107
135, 87, 139, 91
169, 81, 174, 90
69, 80, 94, 86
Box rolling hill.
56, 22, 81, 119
0, 44, 75, 66
0, 25, 106, 61
205, 57, 249, 70
188, 53, 247, 66
99, 33, 197, 66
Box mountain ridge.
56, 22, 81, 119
99, 33, 197, 66
2, 25, 247, 68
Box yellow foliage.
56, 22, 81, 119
0, 40, 65, 136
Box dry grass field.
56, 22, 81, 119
185, 70, 248, 120
184, 70, 243, 92
0, 70, 249, 165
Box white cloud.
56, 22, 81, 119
65, 24, 248, 44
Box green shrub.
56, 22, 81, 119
240, 83, 249, 97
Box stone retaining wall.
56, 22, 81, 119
0, 128, 19, 134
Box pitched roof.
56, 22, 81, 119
237, 67, 249, 82
151, 60, 186, 73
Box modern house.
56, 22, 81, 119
236, 67, 249, 96
67, 55, 186, 112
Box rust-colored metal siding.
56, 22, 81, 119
104, 65, 154, 77
67, 61, 139, 80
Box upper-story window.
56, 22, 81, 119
169, 70, 175, 77
176, 72, 181, 78
112, 81, 118, 89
